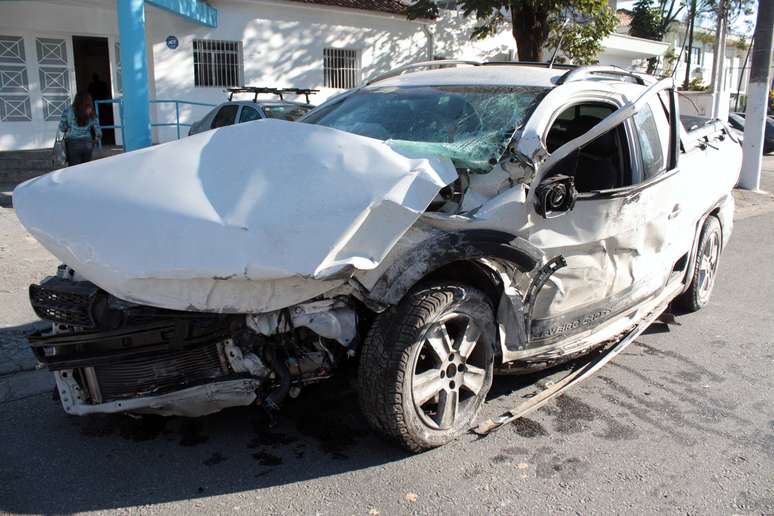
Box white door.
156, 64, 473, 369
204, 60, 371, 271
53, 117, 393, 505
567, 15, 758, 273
525, 81, 683, 346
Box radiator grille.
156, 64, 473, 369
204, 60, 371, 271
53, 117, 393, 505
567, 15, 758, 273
29, 281, 96, 327
94, 344, 225, 400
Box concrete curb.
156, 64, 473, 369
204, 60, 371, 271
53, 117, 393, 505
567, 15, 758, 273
0, 368, 54, 404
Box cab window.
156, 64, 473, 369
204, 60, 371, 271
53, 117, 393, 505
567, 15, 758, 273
211, 105, 239, 129
634, 100, 670, 180
546, 102, 633, 193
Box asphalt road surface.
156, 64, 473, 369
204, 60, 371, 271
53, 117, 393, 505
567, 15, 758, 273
1, 198, 773, 514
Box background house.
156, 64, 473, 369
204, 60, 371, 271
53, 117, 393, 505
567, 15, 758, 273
0, 0, 670, 152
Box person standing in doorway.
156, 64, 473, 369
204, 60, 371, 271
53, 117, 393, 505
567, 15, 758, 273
59, 92, 101, 165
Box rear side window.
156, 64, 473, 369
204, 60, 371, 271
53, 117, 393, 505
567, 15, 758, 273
211, 105, 239, 129
634, 103, 669, 180
239, 106, 261, 123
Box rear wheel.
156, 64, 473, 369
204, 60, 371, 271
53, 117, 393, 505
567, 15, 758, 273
676, 216, 722, 312
358, 283, 495, 452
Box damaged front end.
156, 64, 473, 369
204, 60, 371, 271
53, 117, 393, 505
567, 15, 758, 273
29, 266, 354, 417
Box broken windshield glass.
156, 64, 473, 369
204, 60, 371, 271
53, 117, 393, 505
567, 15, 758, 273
303, 85, 548, 172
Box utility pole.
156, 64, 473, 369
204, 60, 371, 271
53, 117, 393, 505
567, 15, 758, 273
739, 0, 774, 191
709, 0, 728, 119
683, 0, 697, 89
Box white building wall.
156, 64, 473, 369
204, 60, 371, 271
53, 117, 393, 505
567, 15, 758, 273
0, 1, 121, 150
0, 0, 518, 149
145, 0, 432, 142
145, 2, 517, 143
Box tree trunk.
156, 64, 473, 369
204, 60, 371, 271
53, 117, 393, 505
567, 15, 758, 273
511, 2, 550, 62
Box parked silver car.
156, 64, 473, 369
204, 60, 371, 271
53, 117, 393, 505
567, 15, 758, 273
187, 87, 317, 135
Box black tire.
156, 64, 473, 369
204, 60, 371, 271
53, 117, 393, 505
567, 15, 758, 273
676, 216, 722, 312
358, 283, 495, 452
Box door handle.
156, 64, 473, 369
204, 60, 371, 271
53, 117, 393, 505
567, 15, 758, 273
668, 204, 682, 219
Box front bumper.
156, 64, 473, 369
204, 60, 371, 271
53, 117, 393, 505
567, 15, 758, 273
54, 374, 259, 417
28, 277, 260, 416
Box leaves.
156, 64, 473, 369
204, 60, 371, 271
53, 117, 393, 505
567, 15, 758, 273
630, 0, 664, 40
406, 0, 616, 63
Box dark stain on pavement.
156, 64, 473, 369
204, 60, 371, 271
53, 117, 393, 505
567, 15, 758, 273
544, 393, 636, 441
252, 450, 283, 466
178, 420, 209, 447
79, 414, 168, 442
203, 451, 227, 466
283, 378, 369, 460
544, 394, 595, 434
634, 342, 725, 383
247, 418, 298, 449
511, 417, 548, 438
502, 446, 530, 456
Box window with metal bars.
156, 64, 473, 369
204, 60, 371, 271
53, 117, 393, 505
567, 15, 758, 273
323, 48, 360, 89
193, 39, 242, 88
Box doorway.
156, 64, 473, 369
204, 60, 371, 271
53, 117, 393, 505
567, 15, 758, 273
72, 36, 115, 145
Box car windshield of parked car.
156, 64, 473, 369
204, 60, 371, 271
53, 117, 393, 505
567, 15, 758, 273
262, 104, 314, 121
303, 85, 548, 172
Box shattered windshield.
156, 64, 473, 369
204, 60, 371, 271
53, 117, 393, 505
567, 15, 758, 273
303, 85, 548, 172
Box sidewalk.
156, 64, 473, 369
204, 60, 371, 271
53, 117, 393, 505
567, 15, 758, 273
0, 188, 58, 401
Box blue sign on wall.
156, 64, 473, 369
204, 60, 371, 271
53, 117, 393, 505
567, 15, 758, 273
166, 35, 179, 50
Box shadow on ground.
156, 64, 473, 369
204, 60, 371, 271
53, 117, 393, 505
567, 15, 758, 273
0, 373, 404, 513
0, 191, 12, 208
0, 321, 49, 375
0, 356, 566, 513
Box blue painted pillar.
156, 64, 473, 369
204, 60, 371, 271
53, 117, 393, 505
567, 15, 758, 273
117, 0, 152, 150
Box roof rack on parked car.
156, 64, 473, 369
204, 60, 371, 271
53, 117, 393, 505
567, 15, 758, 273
226, 87, 320, 104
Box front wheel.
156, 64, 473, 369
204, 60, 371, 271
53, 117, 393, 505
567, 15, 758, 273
358, 283, 495, 452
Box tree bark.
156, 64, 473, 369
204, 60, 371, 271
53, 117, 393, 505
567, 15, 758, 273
511, 1, 550, 62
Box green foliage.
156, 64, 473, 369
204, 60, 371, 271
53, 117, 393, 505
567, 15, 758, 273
545, 2, 618, 65
684, 76, 708, 91
629, 0, 687, 42
701, 0, 755, 26
694, 30, 715, 46
408, 0, 617, 63
406, 0, 438, 21
662, 45, 677, 75
630, 0, 662, 40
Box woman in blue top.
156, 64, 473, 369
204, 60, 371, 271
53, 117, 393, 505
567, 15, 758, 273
59, 92, 101, 165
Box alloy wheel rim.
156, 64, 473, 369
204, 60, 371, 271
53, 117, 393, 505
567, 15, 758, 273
697, 231, 720, 302
411, 312, 489, 430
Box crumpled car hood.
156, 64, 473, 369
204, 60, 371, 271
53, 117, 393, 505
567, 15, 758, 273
13, 119, 457, 312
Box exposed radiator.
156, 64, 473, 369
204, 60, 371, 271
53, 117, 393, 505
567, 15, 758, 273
93, 344, 227, 401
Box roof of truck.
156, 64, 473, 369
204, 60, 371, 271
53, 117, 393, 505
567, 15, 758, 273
369, 63, 652, 98
371, 65, 563, 89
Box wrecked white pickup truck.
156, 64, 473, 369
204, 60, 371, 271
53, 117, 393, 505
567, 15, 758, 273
15, 62, 741, 452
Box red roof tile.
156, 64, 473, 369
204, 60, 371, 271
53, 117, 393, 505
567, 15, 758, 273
286, 0, 415, 17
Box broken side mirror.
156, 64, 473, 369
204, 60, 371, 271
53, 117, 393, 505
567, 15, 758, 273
535, 174, 577, 218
